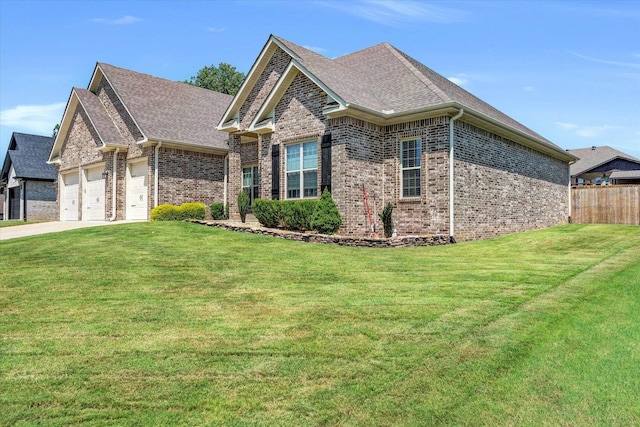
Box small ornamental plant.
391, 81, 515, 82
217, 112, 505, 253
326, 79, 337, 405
210, 202, 225, 220
310, 188, 342, 235
379, 202, 394, 238
238, 190, 250, 223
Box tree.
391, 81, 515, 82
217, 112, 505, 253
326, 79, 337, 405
183, 63, 245, 95
52, 123, 60, 139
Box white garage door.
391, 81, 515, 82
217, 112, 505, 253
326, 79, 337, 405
83, 167, 105, 221
126, 161, 148, 220
61, 172, 79, 221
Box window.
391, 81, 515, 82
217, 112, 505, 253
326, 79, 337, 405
401, 138, 421, 198
286, 141, 318, 199
242, 166, 259, 206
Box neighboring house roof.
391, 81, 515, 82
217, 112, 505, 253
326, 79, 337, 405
219, 34, 576, 162
567, 146, 640, 176
1, 133, 56, 182
50, 63, 234, 161
609, 170, 640, 180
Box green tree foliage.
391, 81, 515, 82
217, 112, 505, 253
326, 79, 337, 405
238, 190, 250, 223
311, 189, 342, 235
183, 63, 245, 95
379, 202, 394, 238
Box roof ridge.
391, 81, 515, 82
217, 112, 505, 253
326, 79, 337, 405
382, 43, 451, 104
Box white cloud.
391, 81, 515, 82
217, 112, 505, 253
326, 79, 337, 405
91, 15, 141, 25
569, 51, 640, 69
0, 103, 66, 135
556, 121, 619, 138
207, 27, 225, 33
556, 121, 579, 130
523, 86, 535, 92
448, 76, 468, 86
303, 45, 328, 53
319, 0, 467, 26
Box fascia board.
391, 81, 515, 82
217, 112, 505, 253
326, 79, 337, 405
249, 60, 347, 131
91, 64, 147, 143
48, 89, 77, 163
136, 138, 228, 155
217, 36, 281, 129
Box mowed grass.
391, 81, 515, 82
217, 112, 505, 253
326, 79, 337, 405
1, 222, 638, 426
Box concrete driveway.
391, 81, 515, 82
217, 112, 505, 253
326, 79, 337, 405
0, 221, 130, 241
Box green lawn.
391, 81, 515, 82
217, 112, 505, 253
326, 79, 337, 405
0, 220, 41, 228
1, 223, 638, 426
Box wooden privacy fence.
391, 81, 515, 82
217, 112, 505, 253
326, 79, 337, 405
571, 185, 640, 225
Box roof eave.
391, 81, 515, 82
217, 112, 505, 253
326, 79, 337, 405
137, 138, 229, 155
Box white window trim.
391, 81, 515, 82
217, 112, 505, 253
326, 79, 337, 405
242, 164, 259, 205
284, 140, 318, 200
400, 137, 422, 199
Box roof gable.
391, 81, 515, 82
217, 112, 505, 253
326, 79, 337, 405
568, 146, 640, 176
3, 133, 56, 181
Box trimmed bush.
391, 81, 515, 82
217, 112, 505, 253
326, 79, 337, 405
253, 199, 281, 228
180, 202, 206, 220
210, 202, 226, 220
281, 200, 318, 231
151, 202, 206, 221
238, 190, 250, 223
311, 189, 342, 235
379, 202, 394, 238
151, 204, 180, 221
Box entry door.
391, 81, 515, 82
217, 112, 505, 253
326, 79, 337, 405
83, 167, 105, 221
8, 187, 20, 220
61, 173, 79, 221
126, 162, 148, 220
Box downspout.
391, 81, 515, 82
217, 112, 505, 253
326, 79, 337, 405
449, 108, 464, 243
154, 141, 162, 208
223, 154, 229, 209
109, 147, 120, 221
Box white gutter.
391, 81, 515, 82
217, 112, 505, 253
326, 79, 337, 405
449, 108, 464, 243
223, 154, 229, 209
109, 147, 120, 221
154, 141, 162, 208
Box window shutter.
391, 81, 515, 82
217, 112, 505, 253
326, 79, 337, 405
271, 144, 280, 200
321, 134, 332, 194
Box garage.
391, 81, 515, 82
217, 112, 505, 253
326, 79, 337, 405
83, 166, 105, 221
126, 161, 148, 220
60, 172, 79, 221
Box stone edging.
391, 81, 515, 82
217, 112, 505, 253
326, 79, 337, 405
188, 220, 450, 248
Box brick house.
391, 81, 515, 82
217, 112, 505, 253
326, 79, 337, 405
567, 146, 640, 185
48, 63, 233, 221
1, 132, 57, 221
218, 35, 577, 241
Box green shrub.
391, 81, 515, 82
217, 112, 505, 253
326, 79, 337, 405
253, 199, 281, 228
224, 203, 229, 220
238, 190, 250, 223
311, 189, 342, 235
151, 204, 180, 221
180, 202, 206, 220
379, 202, 394, 238
210, 202, 226, 220
151, 202, 205, 221
281, 200, 318, 231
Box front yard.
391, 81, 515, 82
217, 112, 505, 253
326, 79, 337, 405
1, 223, 638, 425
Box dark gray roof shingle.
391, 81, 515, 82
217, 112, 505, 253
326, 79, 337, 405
2, 133, 56, 180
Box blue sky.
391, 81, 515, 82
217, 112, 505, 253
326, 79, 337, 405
1, 0, 639, 163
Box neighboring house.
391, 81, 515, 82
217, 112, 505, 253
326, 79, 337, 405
217, 35, 577, 241
48, 63, 233, 221
567, 146, 640, 185
1, 132, 57, 221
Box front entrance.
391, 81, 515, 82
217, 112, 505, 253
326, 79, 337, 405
126, 161, 148, 220
83, 166, 105, 221
242, 165, 259, 207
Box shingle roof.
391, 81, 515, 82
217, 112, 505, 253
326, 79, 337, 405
273, 36, 559, 150
610, 170, 640, 179
2, 133, 56, 181
74, 87, 126, 146
98, 63, 233, 150
567, 146, 640, 176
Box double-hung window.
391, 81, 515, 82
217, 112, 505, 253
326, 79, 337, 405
401, 138, 421, 198
242, 166, 259, 206
286, 141, 318, 199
